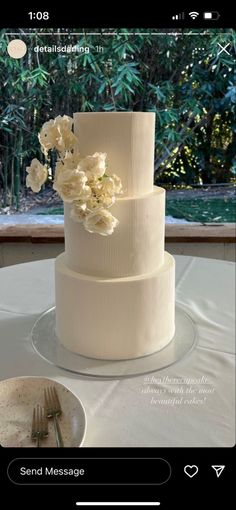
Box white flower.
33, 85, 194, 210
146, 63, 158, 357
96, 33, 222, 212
93, 174, 122, 201
88, 173, 122, 209
79, 152, 107, 179
92, 193, 116, 209
54, 151, 81, 182
70, 201, 87, 222
53, 169, 91, 203
110, 174, 123, 194
61, 150, 81, 170
26, 158, 48, 192
100, 194, 116, 208
101, 174, 122, 195
54, 159, 65, 182
84, 209, 119, 236
28, 113, 123, 237
85, 193, 115, 212
86, 196, 103, 212
38, 115, 77, 155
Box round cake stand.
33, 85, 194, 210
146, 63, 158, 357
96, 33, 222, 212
31, 305, 197, 378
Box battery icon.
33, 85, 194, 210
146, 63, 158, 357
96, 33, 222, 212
203, 11, 220, 20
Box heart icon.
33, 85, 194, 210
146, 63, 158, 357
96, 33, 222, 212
184, 465, 199, 478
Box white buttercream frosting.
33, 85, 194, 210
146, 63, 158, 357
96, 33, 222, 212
73, 112, 155, 197
55, 252, 175, 360
64, 186, 165, 277
55, 112, 175, 360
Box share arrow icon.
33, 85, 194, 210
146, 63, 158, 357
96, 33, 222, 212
211, 465, 225, 477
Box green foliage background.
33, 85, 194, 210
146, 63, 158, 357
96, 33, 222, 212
0, 28, 235, 208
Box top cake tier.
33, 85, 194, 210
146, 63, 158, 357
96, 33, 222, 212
73, 112, 155, 196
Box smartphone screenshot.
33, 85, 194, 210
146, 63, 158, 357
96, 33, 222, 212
0, 6, 235, 508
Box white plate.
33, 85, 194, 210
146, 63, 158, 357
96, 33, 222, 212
0, 376, 86, 447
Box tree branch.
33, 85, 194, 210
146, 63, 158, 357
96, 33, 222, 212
154, 109, 213, 176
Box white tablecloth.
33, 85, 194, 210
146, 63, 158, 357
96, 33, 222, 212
0, 255, 235, 447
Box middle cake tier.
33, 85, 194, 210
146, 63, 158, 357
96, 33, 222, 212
64, 186, 165, 278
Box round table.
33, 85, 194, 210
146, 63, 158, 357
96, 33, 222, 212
0, 255, 235, 447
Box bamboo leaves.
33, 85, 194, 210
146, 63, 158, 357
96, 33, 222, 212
0, 27, 235, 208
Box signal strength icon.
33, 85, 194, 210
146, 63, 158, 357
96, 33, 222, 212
172, 12, 185, 20
189, 11, 199, 19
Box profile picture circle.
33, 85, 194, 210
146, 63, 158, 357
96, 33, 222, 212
7, 39, 27, 59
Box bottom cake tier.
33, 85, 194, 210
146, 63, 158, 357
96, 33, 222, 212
55, 252, 175, 360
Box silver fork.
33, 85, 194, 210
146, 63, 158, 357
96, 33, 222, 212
31, 404, 48, 447
44, 386, 64, 447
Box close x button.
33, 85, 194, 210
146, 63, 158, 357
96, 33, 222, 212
217, 42, 231, 56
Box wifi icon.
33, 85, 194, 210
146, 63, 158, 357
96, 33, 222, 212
189, 11, 199, 19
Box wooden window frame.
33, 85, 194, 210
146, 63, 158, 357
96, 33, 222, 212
0, 223, 235, 244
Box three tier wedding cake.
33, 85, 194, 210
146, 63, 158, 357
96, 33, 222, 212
54, 112, 175, 360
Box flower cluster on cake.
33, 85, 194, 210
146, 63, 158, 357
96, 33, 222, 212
26, 115, 122, 236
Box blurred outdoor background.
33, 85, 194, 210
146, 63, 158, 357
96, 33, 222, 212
0, 28, 235, 223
